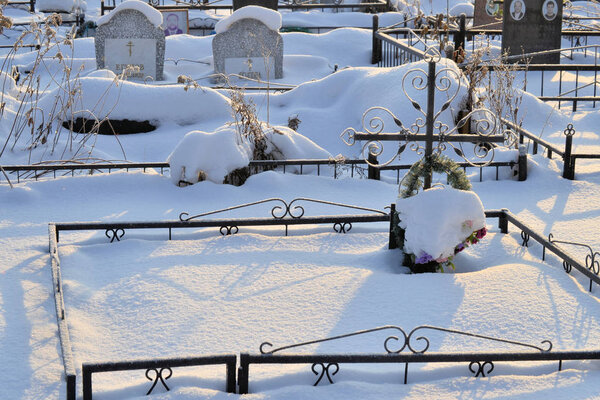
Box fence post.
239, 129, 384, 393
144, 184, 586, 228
101, 0, 105, 15
388, 203, 398, 249
82, 365, 92, 400
368, 153, 380, 180
371, 15, 381, 64
499, 209, 509, 234
238, 354, 249, 394
518, 145, 527, 181
563, 124, 575, 180
226, 359, 237, 393
30, 0, 35, 12
453, 14, 466, 56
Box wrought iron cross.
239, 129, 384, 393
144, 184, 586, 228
341, 59, 515, 189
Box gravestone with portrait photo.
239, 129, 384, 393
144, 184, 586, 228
212, 6, 283, 82
161, 10, 189, 36
232, 0, 278, 11
501, 0, 562, 63
94, 0, 166, 80
473, 0, 502, 29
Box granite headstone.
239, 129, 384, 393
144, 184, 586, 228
473, 0, 502, 29
501, 0, 562, 63
213, 18, 283, 81
95, 6, 165, 80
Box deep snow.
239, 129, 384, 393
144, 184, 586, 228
3, 0, 600, 399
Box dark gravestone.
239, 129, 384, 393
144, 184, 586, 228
501, 0, 562, 64
473, 0, 502, 29
232, 0, 278, 11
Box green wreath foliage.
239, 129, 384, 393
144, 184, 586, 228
399, 154, 472, 199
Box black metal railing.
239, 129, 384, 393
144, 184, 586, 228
0, 157, 517, 185
82, 355, 237, 400
371, 18, 600, 110
48, 203, 600, 398
48, 225, 76, 400
505, 120, 600, 180
5, 0, 35, 12
100, 0, 390, 15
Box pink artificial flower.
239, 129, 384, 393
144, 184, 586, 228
476, 227, 487, 239
436, 256, 448, 263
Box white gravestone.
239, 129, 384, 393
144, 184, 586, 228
212, 6, 284, 82
95, 0, 165, 81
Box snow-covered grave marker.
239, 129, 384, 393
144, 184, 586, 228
94, 0, 166, 81
212, 6, 283, 82
501, 0, 562, 63
342, 57, 513, 190
473, 0, 502, 29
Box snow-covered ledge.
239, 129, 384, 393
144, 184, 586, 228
97, 0, 163, 27
214, 5, 282, 34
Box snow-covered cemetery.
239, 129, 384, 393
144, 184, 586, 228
4, 0, 600, 398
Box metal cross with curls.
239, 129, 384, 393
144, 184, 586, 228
340, 59, 517, 189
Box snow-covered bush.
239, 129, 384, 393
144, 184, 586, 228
395, 185, 486, 272
167, 124, 330, 186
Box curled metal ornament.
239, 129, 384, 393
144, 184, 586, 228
564, 124, 576, 137
105, 228, 124, 243
145, 367, 172, 395
548, 233, 600, 276
333, 222, 352, 234
402, 67, 429, 116
260, 325, 552, 356
220, 226, 239, 236
469, 361, 494, 377
181, 197, 386, 224
521, 231, 530, 247
312, 363, 339, 386
586, 253, 600, 275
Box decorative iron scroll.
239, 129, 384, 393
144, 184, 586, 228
260, 325, 552, 355
469, 361, 494, 377
549, 233, 600, 289
340, 60, 517, 169
180, 198, 387, 222
312, 363, 339, 386
333, 222, 352, 233
145, 367, 172, 395
521, 231, 530, 247
105, 228, 125, 243
220, 226, 239, 236
260, 325, 552, 385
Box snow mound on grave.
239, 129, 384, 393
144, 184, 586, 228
97, 0, 162, 27
86, 69, 117, 79
34, 77, 231, 125
396, 186, 485, 261
167, 124, 330, 185
215, 6, 282, 34
449, 3, 474, 17
36, 0, 86, 13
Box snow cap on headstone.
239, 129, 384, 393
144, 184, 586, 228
97, 0, 163, 27
215, 6, 282, 34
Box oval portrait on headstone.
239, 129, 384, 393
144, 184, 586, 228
485, 0, 500, 16
510, 0, 526, 21
542, 0, 558, 21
